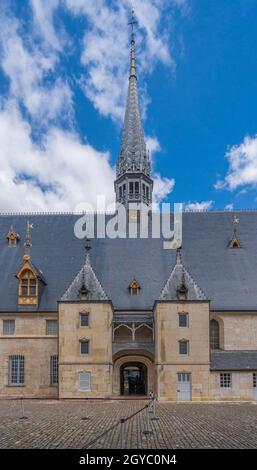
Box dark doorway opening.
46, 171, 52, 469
120, 362, 147, 396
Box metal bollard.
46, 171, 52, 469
19, 397, 28, 420
120, 417, 125, 449
143, 405, 153, 436
150, 398, 159, 421
81, 400, 90, 420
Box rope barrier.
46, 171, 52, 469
82, 403, 148, 449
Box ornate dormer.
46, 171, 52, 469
114, 8, 153, 210
16, 222, 46, 307
229, 216, 241, 248
129, 278, 141, 295
6, 226, 20, 246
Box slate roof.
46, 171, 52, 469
159, 248, 207, 301
1, 211, 257, 312
61, 251, 108, 302
211, 351, 257, 370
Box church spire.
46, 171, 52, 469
115, 8, 153, 207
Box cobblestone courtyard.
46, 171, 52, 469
0, 399, 257, 449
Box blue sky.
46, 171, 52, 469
0, 0, 257, 212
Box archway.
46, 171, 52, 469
113, 354, 154, 397
120, 362, 147, 396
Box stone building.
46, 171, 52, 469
0, 14, 257, 401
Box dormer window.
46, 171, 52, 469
129, 279, 141, 295
229, 236, 241, 249
229, 216, 241, 248
16, 261, 46, 307
20, 270, 37, 297
177, 283, 188, 301
6, 228, 20, 246
79, 284, 89, 300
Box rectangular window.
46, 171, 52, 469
179, 340, 189, 355
119, 186, 122, 199
80, 340, 89, 355
9, 355, 24, 385
50, 355, 58, 385
79, 372, 91, 390
3, 319, 15, 335
80, 313, 89, 328
179, 313, 188, 328
253, 373, 257, 388
46, 320, 58, 335
129, 182, 134, 194
220, 373, 231, 388
135, 182, 139, 194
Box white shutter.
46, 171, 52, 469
79, 372, 91, 390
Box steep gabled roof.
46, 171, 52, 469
159, 248, 207, 301
61, 251, 108, 302
1, 211, 257, 311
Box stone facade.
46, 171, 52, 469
0, 304, 257, 400
0, 313, 58, 398
58, 302, 113, 398
154, 301, 211, 401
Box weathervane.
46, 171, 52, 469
228, 215, 241, 248
233, 215, 239, 235
23, 221, 33, 260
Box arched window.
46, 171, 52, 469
210, 319, 220, 350
19, 270, 37, 297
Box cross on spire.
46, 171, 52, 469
128, 6, 137, 34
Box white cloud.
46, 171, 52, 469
64, 0, 184, 122
216, 135, 257, 191
0, 104, 175, 211
0, 11, 72, 123
224, 204, 234, 211
145, 136, 175, 203
145, 136, 161, 158
30, 0, 62, 51
153, 174, 175, 204
0, 2, 179, 211
184, 200, 214, 211
0, 104, 115, 211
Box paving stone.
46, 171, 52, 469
0, 399, 256, 449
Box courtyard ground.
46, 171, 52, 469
0, 399, 256, 449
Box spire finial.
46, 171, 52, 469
79, 239, 91, 299
23, 221, 33, 261
176, 247, 182, 265
233, 215, 239, 235
85, 238, 91, 263
128, 5, 137, 78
